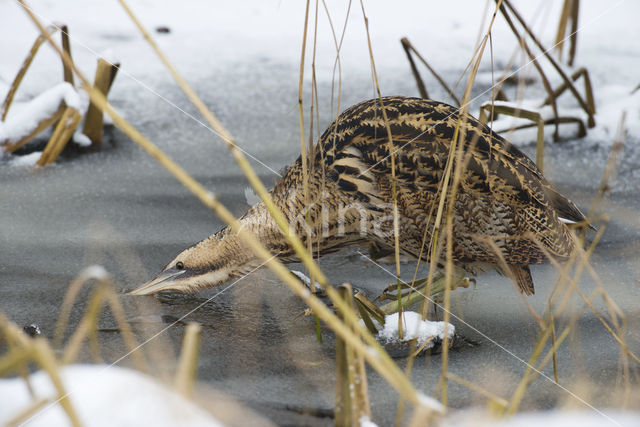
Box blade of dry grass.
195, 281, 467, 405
1, 24, 57, 121
174, 322, 201, 398
37, 106, 82, 166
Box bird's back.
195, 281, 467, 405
278, 96, 585, 274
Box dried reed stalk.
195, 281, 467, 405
1, 24, 57, 121
401, 37, 461, 106
59, 24, 74, 85
174, 322, 201, 398
37, 106, 82, 166
335, 285, 370, 427
83, 58, 120, 148
478, 103, 545, 170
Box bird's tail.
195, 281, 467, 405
508, 264, 535, 296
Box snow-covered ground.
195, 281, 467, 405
0, 365, 223, 427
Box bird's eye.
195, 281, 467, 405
175, 261, 184, 270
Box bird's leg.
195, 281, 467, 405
376, 269, 470, 317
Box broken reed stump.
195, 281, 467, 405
37, 106, 82, 166
83, 58, 120, 149
335, 284, 371, 427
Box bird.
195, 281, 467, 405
130, 96, 587, 296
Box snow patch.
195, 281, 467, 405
82, 265, 110, 280
0, 364, 224, 427
444, 409, 640, 427
100, 48, 120, 66
0, 83, 81, 145
291, 270, 323, 290
9, 151, 42, 167
417, 392, 446, 414
73, 131, 93, 147
378, 311, 454, 349
359, 416, 379, 427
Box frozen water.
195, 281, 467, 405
1, 1, 639, 426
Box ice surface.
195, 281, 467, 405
0, 365, 223, 427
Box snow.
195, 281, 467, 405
0, 83, 80, 145
9, 151, 42, 167
291, 269, 324, 290
444, 409, 640, 427
417, 392, 446, 415
73, 131, 92, 147
82, 264, 110, 280
378, 311, 455, 349
99, 48, 120, 66
0, 365, 223, 427
359, 416, 379, 427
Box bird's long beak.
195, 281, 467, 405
128, 269, 186, 295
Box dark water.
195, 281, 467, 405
1, 60, 639, 426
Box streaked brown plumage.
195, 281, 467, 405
131, 96, 587, 296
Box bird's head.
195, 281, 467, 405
129, 234, 240, 295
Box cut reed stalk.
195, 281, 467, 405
59, 24, 74, 85
37, 106, 82, 166
336, 285, 371, 427
83, 58, 120, 148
